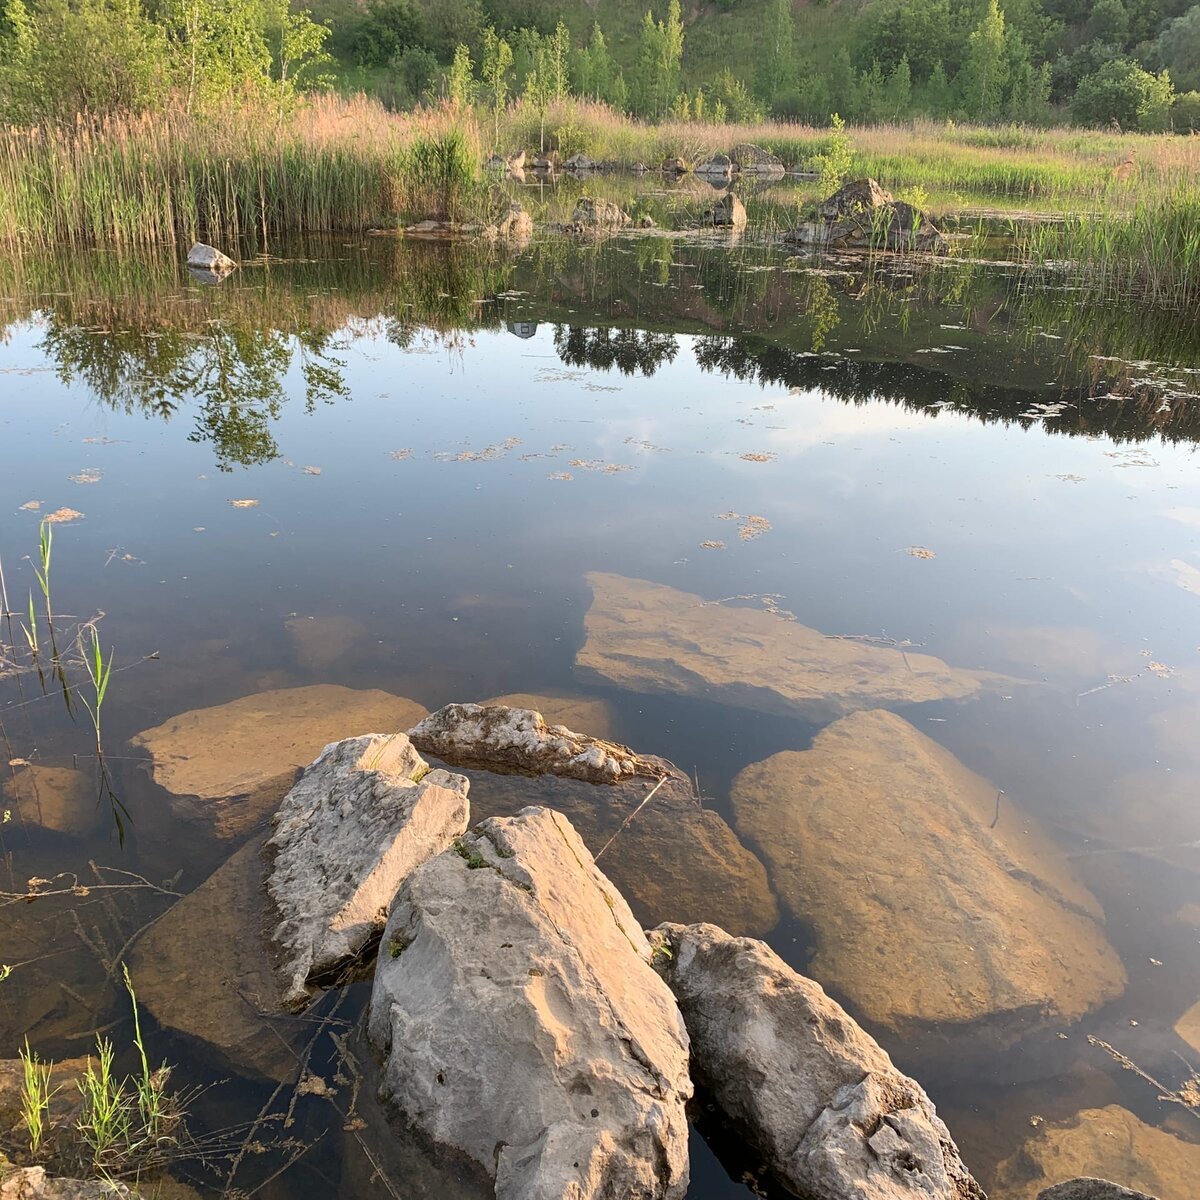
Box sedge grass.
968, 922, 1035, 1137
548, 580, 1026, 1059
19, 1039, 58, 1156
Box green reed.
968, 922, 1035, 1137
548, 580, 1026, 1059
19, 1039, 58, 1156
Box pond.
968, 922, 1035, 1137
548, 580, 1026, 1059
1, 229, 1199, 1198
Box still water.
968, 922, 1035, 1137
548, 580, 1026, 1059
1, 231, 1199, 1198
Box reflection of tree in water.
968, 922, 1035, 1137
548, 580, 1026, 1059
553, 325, 679, 376
693, 334, 1200, 445
41, 319, 347, 471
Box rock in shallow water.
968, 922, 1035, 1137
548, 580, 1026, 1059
649, 922, 984, 1200
367, 807, 692, 1200
266, 732, 469, 1010
994, 1105, 1200, 1200
575, 573, 989, 722
731, 709, 1126, 1035
1037, 1181, 1160, 1200
1, 766, 103, 836
130, 685, 428, 839
481, 692, 618, 741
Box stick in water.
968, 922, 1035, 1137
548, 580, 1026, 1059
595, 775, 668, 861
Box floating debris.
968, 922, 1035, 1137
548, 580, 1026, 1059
567, 459, 635, 474
18, 500, 40, 511
229, 499, 259, 509
438, 437, 521, 462
301, 465, 322, 476
740, 452, 777, 463
700, 540, 726, 550
739, 516, 772, 542
549, 472, 573, 481
68, 468, 102, 484
390, 448, 413, 461
907, 546, 936, 560
44, 507, 83, 523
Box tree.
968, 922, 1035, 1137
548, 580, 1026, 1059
1072, 58, 1174, 129
480, 25, 512, 149
921, 60, 953, 115
854, 0, 952, 80
1004, 32, 1049, 121
756, 0, 794, 101
1153, 5, 1200, 93
632, 0, 683, 118
522, 42, 553, 150
574, 22, 624, 106
347, 0, 422, 70
446, 41, 475, 106
547, 18, 570, 100
267, 0, 334, 106
958, 0, 1009, 120
881, 54, 913, 117
1086, 0, 1129, 46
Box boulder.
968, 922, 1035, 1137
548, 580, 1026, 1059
564, 153, 598, 172
2, 766, 104, 836
484, 201, 533, 242
266, 733, 469, 1010
367, 807, 692, 1200
798, 177, 946, 252
993, 1105, 1200, 1200
128, 833, 299, 1081
409, 702, 662, 783
459, 763, 778, 935
185, 243, 236, 275
568, 197, 631, 232
575, 573, 990, 723
1038, 1183, 1159, 1200
695, 154, 733, 179
481, 692, 619, 740
130, 685, 427, 840
729, 143, 784, 174
700, 192, 746, 230
661, 156, 689, 174
0, 1057, 90, 1158
649, 923, 984, 1200
731, 709, 1127, 1035
530, 152, 557, 171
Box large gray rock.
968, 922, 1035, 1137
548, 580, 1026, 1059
731, 709, 1127, 1035
729, 143, 784, 174
649, 923, 984, 1200
368, 807, 692, 1200
575, 573, 990, 722
130, 685, 427, 839
799, 177, 945, 252
1038, 1182, 1159, 1200
700, 192, 746, 230
994, 1105, 1199, 1200
0, 1171, 130, 1199
569, 197, 631, 232
266, 733, 469, 1010
481, 691, 619, 740
185, 242, 236, 275
409, 702, 662, 784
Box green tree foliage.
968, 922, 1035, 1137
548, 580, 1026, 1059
631, 0, 683, 118
856, 0, 952, 79
573, 22, 625, 106
1174, 87, 1200, 127
1153, 5, 1200, 92
346, 0, 422, 69
446, 41, 475, 105
755, 0, 794, 100
1072, 56, 1174, 128
958, 0, 1009, 119
480, 24, 512, 147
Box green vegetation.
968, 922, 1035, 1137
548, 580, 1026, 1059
19, 1040, 57, 1157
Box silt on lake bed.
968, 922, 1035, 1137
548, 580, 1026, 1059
1, 229, 1199, 1200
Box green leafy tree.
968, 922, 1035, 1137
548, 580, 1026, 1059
1004, 33, 1050, 121
827, 46, 856, 117
881, 53, 912, 118
1174, 89, 1200, 129
1153, 5, 1200, 93
632, 0, 683, 118
0, 0, 36, 119
921, 59, 953, 115
480, 25, 512, 149
267, 0, 334, 105
1072, 57, 1174, 129
855, 0, 952, 80
958, 0, 1009, 120
756, 0, 794, 100
347, 0, 422, 70
573, 22, 624, 106
812, 113, 853, 193
446, 41, 475, 106
1086, 0, 1128, 46
547, 18, 570, 100
523, 42, 553, 150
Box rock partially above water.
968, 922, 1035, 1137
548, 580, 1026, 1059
482, 692, 618, 740
185, 242, 236, 276
700, 192, 746, 230
0, 1169, 132, 1199
1038, 1182, 1160, 1200
575, 573, 987, 722
367, 807, 692, 1200
409, 702, 662, 783
568, 197, 631, 232
650, 922, 984, 1200
266, 733, 469, 1010
993, 1105, 1200, 1200
463, 763, 778, 935
731, 709, 1126, 1034
2, 766, 103, 836
130, 685, 428, 839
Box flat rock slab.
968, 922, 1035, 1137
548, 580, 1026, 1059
482, 692, 618, 741
994, 1106, 1200, 1200
650, 923, 983, 1200
0, 1170, 131, 1199
460, 764, 778, 936
368, 807, 692, 1200
2, 766, 103, 836
1038, 1181, 1160, 1200
128, 833, 299, 1082
731, 709, 1126, 1034
575, 573, 987, 722
130, 685, 428, 840
1091, 771, 1200, 874
267, 733, 469, 1009
410, 702, 660, 784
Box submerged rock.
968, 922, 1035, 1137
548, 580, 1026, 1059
462, 763, 778, 935
1090, 771, 1200, 874
481, 692, 619, 740
699, 192, 747, 230
1, 765, 103, 836
130, 685, 427, 839
128, 833, 298, 1081
1175, 999, 1200, 1054
575, 572, 988, 722
731, 709, 1127, 1035
0, 1057, 90, 1158
409, 702, 661, 783
186, 242, 236, 276
649, 923, 984, 1200
993, 1105, 1200, 1200
266, 733, 469, 1010
0, 1170, 131, 1199
367, 807, 692, 1200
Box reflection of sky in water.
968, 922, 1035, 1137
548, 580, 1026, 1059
3, 287, 1200, 1198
